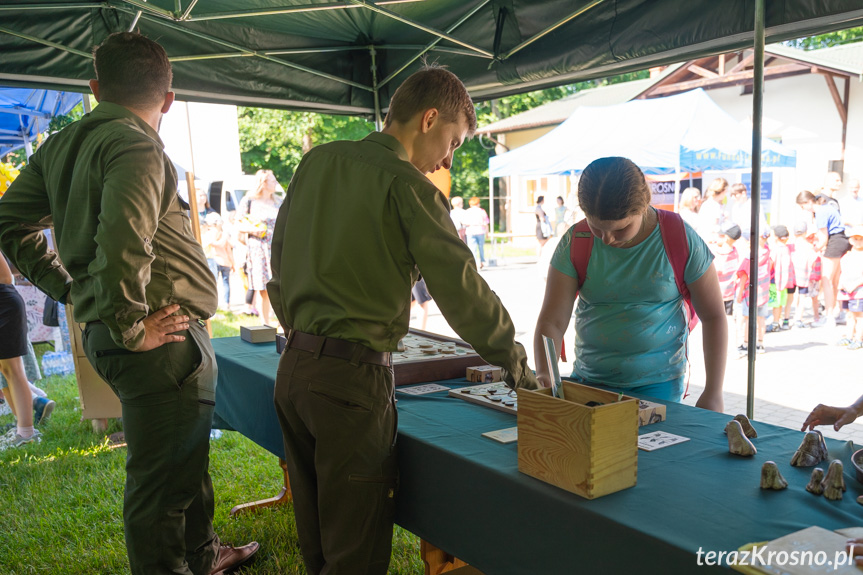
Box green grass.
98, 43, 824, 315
0, 313, 423, 574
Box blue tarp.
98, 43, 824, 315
0, 89, 83, 157
489, 89, 796, 178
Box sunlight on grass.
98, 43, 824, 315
0, 315, 424, 574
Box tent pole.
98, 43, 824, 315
746, 0, 766, 421
23, 134, 33, 159
674, 159, 681, 212
489, 176, 495, 262
82, 93, 91, 114
370, 46, 383, 131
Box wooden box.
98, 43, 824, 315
241, 325, 276, 343
466, 365, 502, 383
517, 381, 638, 499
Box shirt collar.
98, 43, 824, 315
91, 101, 165, 148
363, 132, 410, 164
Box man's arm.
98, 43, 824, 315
802, 396, 863, 431
407, 189, 537, 389
0, 151, 72, 302
89, 139, 168, 350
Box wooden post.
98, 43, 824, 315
185, 173, 212, 336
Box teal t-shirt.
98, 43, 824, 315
550, 218, 713, 387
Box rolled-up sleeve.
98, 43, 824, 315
90, 139, 164, 350
0, 150, 72, 302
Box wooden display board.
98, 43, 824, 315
393, 329, 486, 386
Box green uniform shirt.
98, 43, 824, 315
0, 102, 216, 350
268, 132, 534, 388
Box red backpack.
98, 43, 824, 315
563, 209, 699, 377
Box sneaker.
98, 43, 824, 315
0, 428, 41, 451
849, 340, 863, 351
838, 337, 853, 346
33, 397, 55, 426
780, 320, 791, 330
826, 316, 837, 329
756, 344, 766, 354
737, 344, 748, 358
765, 322, 780, 333
794, 321, 807, 329
811, 317, 826, 328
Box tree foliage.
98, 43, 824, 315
785, 26, 863, 50
238, 107, 373, 185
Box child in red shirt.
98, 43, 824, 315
711, 222, 742, 316
735, 231, 772, 356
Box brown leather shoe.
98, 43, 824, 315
209, 542, 260, 575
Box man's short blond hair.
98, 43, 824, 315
384, 65, 477, 135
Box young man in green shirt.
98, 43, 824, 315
0, 33, 257, 575
269, 66, 538, 575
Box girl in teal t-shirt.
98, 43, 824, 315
534, 157, 726, 410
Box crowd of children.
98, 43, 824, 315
690, 173, 863, 356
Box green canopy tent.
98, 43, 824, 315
1, 0, 862, 123
2, 0, 863, 417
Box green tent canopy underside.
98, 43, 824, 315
1, 0, 863, 117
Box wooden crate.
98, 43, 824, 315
517, 381, 638, 499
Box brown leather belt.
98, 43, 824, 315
287, 330, 392, 367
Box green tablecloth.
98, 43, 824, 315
212, 337, 862, 574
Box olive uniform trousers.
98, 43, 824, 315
83, 321, 220, 575
274, 347, 398, 575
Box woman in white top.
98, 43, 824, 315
698, 178, 729, 238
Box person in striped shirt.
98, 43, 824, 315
735, 230, 773, 356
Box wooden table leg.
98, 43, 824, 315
420, 539, 471, 575
230, 457, 292, 516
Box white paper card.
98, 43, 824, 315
396, 384, 449, 396
482, 427, 518, 444
638, 431, 690, 451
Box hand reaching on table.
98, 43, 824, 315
801, 403, 860, 432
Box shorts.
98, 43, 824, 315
797, 286, 809, 296
824, 233, 851, 259
738, 296, 771, 319
724, 300, 734, 316
0, 284, 29, 360
808, 281, 821, 299
787, 286, 796, 294
768, 286, 787, 308
411, 278, 432, 305
849, 299, 863, 313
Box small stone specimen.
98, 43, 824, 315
733, 414, 758, 439
790, 430, 829, 467
857, 495, 863, 506
820, 460, 846, 500
760, 461, 788, 490
806, 468, 825, 495
726, 420, 757, 456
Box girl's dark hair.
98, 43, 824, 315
796, 190, 817, 205
577, 157, 651, 220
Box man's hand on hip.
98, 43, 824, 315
139, 304, 190, 352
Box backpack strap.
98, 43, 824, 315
569, 218, 594, 292
656, 209, 698, 331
